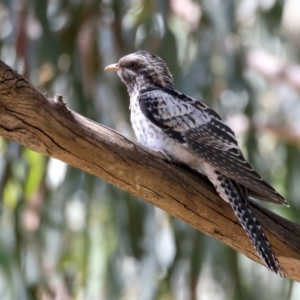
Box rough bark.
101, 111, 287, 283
0, 60, 299, 281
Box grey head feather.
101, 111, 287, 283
117, 51, 174, 94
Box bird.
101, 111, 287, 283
105, 51, 287, 277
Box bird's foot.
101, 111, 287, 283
158, 150, 172, 162
149, 148, 173, 162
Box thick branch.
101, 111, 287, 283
0, 60, 299, 281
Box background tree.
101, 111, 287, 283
0, 0, 299, 299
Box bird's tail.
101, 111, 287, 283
217, 172, 284, 277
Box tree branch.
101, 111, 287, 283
0, 60, 299, 281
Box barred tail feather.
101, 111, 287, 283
217, 172, 284, 277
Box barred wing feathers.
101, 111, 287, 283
139, 89, 287, 206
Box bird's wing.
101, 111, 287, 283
138, 88, 287, 205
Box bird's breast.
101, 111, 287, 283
130, 95, 203, 171
130, 95, 162, 148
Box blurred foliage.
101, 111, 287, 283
0, 0, 300, 299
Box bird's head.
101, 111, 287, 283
105, 51, 174, 94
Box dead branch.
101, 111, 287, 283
0, 60, 299, 281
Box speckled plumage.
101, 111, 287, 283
105, 51, 287, 277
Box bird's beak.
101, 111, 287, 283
105, 63, 119, 71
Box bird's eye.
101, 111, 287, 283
129, 62, 137, 69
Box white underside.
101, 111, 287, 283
130, 93, 230, 203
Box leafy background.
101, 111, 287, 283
0, 0, 300, 299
